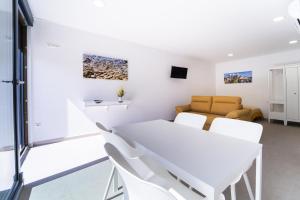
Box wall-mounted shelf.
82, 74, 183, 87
84, 100, 131, 110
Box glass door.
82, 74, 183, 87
17, 18, 28, 152
17, 49, 26, 152
0, 0, 20, 199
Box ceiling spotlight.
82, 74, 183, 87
93, 0, 105, 8
288, 0, 300, 19
289, 40, 298, 44
273, 16, 285, 22
227, 53, 234, 57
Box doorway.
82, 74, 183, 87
17, 12, 29, 154
0, 0, 22, 199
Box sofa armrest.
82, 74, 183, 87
175, 104, 191, 114
225, 108, 251, 121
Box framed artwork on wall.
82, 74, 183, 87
83, 54, 128, 80
224, 71, 252, 84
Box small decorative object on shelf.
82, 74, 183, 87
117, 87, 125, 103
94, 99, 103, 104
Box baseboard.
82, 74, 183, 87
10, 173, 24, 200
30, 132, 102, 147
20, 146, 30, 165
25, 157, 108, 188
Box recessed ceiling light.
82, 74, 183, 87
93, 0, 105, 8
289, 40, 298, 44
273, 16, 285, 22
227, 53, 234, 57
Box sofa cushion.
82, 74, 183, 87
211, 96, 242, 115
244, 106, 264, 121
190, 96, 212, 113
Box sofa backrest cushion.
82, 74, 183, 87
211, 96, 242, 115
190, 96, 212, 113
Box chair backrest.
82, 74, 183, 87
104, 143, 178, 200
102, 133, 142, 158
103, 133, 164, 182
174, 112, 207, 130
209, 118, 263, 143
96, 122, 112, 132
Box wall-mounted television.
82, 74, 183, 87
170, 66, 188, 79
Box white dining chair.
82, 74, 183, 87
101, 132, 141, 200
96, 122, 112, 133
103, 133, 225, 200
209, 118, 263, 200
174, 112, 207, 130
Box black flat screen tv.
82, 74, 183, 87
170, 66, 188, 79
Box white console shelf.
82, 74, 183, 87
84, 100, 131, 110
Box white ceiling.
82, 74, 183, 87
28, 0, 300, 62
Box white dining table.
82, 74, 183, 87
113, 119, 262, 200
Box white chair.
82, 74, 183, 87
174, 112, 207, 130
103, 133, 225, 200
209, 118, 263, 200
102, 132, 141, 200
96, 122, 112, 132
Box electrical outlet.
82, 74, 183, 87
34, 122, 41, 127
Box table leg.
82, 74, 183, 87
113, 170, 119, 192
255, 149, 262, 200
205, 189, 217, 200
102, 166, 116, 200
230, 184, 237, 200
102, 166, 122, 200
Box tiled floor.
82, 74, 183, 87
0, 150, 16, 194
19, 160, 123, 200
223, 121, 300, 200
0, 191, 9, 200
21, 134, 107, 185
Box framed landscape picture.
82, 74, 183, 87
83, 54, 128, 80
224, 71, 252, 84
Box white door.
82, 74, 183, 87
286, 67, 299, 121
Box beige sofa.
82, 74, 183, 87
176, 96, 253, 130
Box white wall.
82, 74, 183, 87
29, 19, 215, 143
215, 49, 300, 117
0, 10, 14, 149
